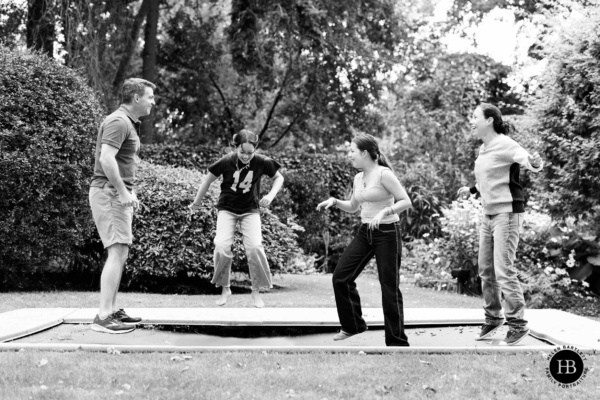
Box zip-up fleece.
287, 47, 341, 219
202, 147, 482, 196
470, 135, 542, 215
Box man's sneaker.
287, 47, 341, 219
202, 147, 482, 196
91, 314, 135, 334
500, 328, 530, 346
113, 309, 142, 325
476, 321, 504, 341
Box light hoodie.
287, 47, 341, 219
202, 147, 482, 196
469, 134, 543, 215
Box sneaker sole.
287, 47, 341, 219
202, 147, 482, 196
476, 324, 504, 341
119, 320, 142, 326
90, 324, 135, 334
502, 330, 530, 346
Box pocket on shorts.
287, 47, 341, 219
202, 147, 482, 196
102, 182, 120, 198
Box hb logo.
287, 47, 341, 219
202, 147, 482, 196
556, 359, 577, 375
547, 348, 586, 386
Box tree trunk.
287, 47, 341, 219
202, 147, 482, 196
111, 0, 151, 100
26, 0, 55, 57
140, 0, 160, 144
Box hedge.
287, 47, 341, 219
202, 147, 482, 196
0, 45, 104, 288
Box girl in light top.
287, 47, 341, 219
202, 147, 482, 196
189, 130, 284, 307
458, 103, 543, 345
317, 134, 412, 346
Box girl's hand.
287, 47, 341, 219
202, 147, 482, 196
457, 186, 471, 199
188, 203, 201, 214
259, 194, 275, 207
316, 198, 336, 211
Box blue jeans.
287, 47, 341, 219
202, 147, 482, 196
332, 223, 409, 346
478, 212, 527, 331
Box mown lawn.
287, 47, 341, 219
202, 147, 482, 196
0, 273, 485, 313
1, 350, 598, 399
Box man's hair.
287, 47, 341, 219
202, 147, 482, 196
121, 78, 156, 104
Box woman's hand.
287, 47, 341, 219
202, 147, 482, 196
457, 186, 471, 199
368, 209, 388, 230
259, 194, 275, 207
316, 198, 336, 211
529, 152, 542, 169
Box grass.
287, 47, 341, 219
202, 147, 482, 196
1, 351, 598, 399
1, 274, 598, 399
0, 273, 485, 313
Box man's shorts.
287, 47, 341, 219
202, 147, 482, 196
89, 183, 134, 248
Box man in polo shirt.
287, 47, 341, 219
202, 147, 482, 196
89, 78, 155, 333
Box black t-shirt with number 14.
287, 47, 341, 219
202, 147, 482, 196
208, 153, 281, 215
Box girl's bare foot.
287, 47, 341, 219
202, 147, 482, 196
251, 290, 264, 308
216, 287, 231, 306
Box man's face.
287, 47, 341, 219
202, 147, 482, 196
135, 87, 155, 117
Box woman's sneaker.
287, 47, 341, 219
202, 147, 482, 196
112, 309, 142, 325
91, 314, 135, 334
476, 321, 504, 340
500, 328, 530, 346
333, 327, 368, 341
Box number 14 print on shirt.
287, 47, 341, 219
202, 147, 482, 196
231, 170, 253, 193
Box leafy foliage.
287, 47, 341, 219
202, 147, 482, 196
534, 4, 600, 229
406, 197, 600, 300
0, 45, 104, 286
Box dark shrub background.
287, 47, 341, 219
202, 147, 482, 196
0, 46, 104, 288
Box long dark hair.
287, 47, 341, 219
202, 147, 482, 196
352, 133, 395, 174
479, 102, 514, 135
230, 129, 259, 149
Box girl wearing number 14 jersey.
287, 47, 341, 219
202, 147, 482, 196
189, 130, 284, 308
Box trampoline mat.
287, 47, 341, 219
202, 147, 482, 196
11, 324, 554, 348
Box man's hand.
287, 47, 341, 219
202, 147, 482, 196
119, 191, 139, 209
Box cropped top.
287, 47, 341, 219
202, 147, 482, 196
353, 167, 399, 224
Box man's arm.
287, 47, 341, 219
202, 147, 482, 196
99, 144, 137, 207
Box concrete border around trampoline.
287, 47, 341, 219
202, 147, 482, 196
2, 307, 599, 352
2, 342, 597, 355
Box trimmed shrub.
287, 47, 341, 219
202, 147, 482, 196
140, 143, 223, 171
124, 161, 301, 289
0, 46, 104, 288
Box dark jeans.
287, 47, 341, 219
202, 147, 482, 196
332, 223, 409, 346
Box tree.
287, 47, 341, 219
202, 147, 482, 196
140, 0, 161, 143
154, 0, 406, 147
26, 0, 55, 56
112, 0, 151, 100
